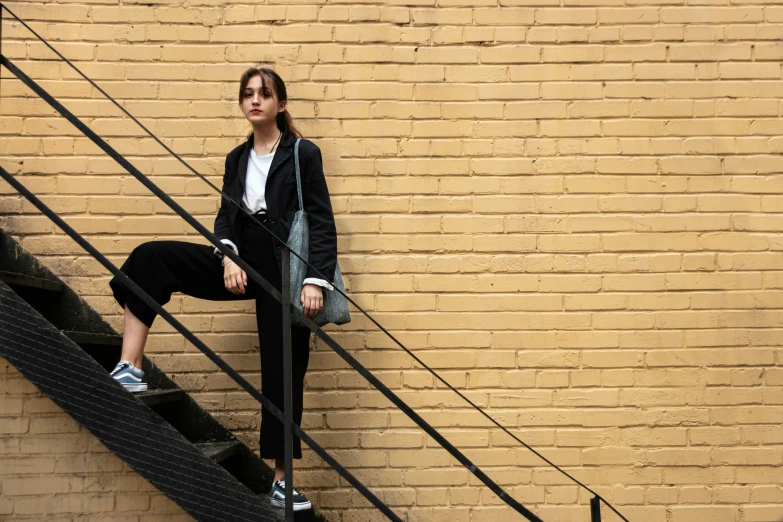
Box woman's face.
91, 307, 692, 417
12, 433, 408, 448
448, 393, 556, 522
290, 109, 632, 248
240, 74, 285, 126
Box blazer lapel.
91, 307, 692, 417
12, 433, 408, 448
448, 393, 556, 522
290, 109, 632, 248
238, 136, 252, 191
265, 130, 294, 186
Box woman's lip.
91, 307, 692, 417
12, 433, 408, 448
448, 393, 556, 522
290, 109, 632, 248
250, 110, 261, 114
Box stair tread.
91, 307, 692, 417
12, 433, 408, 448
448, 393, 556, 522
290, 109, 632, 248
136, 389, 184, 406
195, 441, 243, 463
0, 270, 64, 292
63, 330, 123, 346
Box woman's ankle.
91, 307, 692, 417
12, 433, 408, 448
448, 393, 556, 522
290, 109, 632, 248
273, 461, 285, 482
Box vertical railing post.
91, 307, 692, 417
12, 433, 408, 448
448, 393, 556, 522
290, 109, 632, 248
590, 496, 602, 522
281, 247, 294, 522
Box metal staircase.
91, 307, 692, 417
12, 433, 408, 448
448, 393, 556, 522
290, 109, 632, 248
0, 3, 631, 521
0, 233, 294, 522
0, 228, 325, 521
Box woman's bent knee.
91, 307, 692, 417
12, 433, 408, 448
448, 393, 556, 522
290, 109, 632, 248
129, 241, 163, 263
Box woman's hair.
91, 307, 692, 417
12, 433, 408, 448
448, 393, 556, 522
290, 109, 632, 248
239, 66, 302, 139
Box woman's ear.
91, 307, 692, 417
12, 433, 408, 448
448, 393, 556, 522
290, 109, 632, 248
278, 100, 287, 114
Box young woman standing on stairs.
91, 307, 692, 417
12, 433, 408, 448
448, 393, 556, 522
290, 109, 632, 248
107, 67, 338, 512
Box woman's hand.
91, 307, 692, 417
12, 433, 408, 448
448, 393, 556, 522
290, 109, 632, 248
223, 257, 247, 295
300, 284, 323, 318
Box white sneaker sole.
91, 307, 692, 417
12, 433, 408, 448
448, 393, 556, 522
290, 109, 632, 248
122, 383, 148, 393
271, 498, 312, 511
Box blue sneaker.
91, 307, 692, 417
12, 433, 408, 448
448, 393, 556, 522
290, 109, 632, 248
270, 479, 311, 511
110, 360, 147, 393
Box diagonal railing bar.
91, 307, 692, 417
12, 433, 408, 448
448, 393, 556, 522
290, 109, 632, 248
0, 164, 403, 522
1, 54, 545, 521
0, 6, 631, 521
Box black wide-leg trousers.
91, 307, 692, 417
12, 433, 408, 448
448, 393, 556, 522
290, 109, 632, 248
110, 212, 311, 459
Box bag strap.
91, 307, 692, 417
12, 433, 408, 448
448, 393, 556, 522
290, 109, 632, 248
294, 137, 304, 211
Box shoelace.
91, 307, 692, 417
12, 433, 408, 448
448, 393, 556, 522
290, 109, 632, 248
274, 481, 301, 495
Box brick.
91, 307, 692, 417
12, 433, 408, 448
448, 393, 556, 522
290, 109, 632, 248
225, 44, 298, 63
541, 121, 602, 140
518, 351, 579, 368
606, 44, 667, 62
536, 8, 597, 25
480, 46, 540, 64
670, 506, 738, 522
636, 63, 697, 80
0, 457, 55, 474
543, 46, 603, 63
744, 507, 783, 522
411, 8, 472, 25
416, 47, 478, 64
671, 43, 752, 62
474, 8, 533, 25
598, 8, 659, 24
662, 7, 764, 24
541, 82, 603, 100
2, 476, 76, 496
720, 63, 781, 79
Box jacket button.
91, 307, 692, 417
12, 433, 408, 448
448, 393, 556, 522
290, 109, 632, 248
270, 218, 277, 224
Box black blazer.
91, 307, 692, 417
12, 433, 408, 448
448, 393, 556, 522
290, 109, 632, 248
214, 130, 337, 282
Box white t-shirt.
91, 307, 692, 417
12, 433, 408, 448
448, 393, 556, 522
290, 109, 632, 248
215, 146, 333, 290
242, 148, 275, 213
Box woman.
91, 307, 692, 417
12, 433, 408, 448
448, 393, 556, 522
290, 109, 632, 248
108, 67, 337, 512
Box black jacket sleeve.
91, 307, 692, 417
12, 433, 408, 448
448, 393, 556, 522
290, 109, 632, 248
213, 153, 234, 244
300, 141, 337, 281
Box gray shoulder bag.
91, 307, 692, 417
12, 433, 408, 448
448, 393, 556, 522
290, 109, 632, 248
287, 138, 351, 327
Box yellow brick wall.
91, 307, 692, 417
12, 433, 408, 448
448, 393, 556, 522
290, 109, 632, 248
0, 357, 194, 521
1, 1, 783, 521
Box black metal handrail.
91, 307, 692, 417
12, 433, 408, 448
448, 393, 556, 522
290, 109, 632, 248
0, 5, 631, 520
0, 164, 403, 521
0, 163, 403, 520
0, 54, 544, 522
